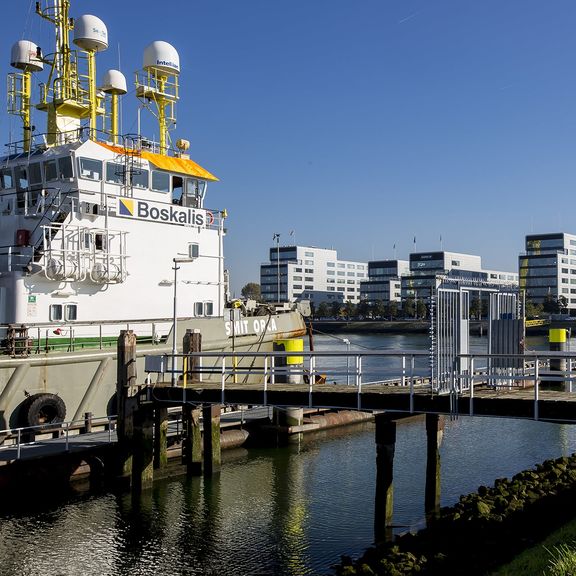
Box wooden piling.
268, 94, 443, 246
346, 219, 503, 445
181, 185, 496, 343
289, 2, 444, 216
374, 414, 396, 543
182, 329, 203, 475
116, 330, 138, 483
153, 406, 168, 470
425, 413, 444, 518
203, 404, 221, 476
132, 404, 154, 490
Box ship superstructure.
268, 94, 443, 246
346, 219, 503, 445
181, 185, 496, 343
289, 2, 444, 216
0, 1, 307, 433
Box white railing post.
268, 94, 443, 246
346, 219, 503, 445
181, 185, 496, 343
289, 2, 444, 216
409, 355, 414, 413
534, 357, 539, 421
221, 358, 226, 395
401, 355, 406, 387
469, 357, 475, 416
65, 422, 70, 452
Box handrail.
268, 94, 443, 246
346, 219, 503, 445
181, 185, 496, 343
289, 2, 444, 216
0, 414, 117, 459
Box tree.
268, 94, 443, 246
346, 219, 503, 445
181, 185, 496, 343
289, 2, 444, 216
241, 282, 261, 300
357, 299, 371, 319
404, 297, 415, 318
543, 293, 560, 314
416, 299, 428, 319
330, 301, 341, 318
525, 300, 543, 319
342, 301, 356, 319
317, 302, 330, 318
388, 301, 399, 320
372, 300, 387, 319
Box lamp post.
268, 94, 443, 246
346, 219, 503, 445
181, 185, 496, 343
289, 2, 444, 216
273, 233, 281, 303
172, 257, 195, 385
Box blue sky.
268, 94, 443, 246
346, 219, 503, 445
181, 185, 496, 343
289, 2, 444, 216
2, 1, 576, 295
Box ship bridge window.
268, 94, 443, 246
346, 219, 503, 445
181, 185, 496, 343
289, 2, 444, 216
44, 160, 58, 182
58, 157, 73, 179
194, 302, 204, 316
78, 158, 103, 181
151, 171, 170, 193
29, 163, 42, 186
106, 162, 125, 184
182, 178, 206, 208
130, 168, 149, 189
15, 166, 28, 190
0, 168, 13, 190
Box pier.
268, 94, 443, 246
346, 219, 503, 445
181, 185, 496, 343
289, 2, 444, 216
3, 327, 576, 542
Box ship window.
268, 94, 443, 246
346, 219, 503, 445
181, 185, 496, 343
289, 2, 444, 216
58, 156, 73, 179
106, 162, 125, 184
50, 304, 63, 321
130, 168, 149, 189
65, 304, 77, 321
205, 302, 214, 316
0, 168, 13, 189
94, 233, 107, 251
29, 163, 42, 186
151, 171, 170, 193
15, 166, 28, 190
79, 158, 103, 181
194, 302, 204, 316
44, 160, 58, 182
181, 178, 205, 208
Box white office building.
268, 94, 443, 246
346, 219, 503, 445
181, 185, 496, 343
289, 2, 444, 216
402, 251, 518, 303
519, 232, 576, 311
260, 245, 367, 305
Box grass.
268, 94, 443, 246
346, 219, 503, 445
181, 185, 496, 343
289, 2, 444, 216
490, 518, 576, 575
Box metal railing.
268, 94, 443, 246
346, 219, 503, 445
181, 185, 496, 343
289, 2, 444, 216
0, 414, 117, 460
146, 349, 576, 420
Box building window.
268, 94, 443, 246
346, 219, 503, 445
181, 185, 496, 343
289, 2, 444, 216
347, 264, 355, 269
305, 251, 314, 257
338, 263, 345, 269
452, 260, 460, 266
293, 276, 302, 281
305, 260, 314, 265
327, 262, 335, 267
305, 276, 313, 281
305, 268, 313, 273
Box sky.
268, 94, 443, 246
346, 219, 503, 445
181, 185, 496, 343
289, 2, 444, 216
2, 0, 576, 295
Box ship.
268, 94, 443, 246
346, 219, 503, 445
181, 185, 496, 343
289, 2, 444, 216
0, 1, 308, 435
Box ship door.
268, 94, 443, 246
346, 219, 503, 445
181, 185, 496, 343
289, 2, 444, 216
172, 175, 183, 205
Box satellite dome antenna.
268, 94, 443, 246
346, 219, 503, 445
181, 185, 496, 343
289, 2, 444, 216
135, 41, 180, 155
8, 40, 44, 152
100, 69, 128, 145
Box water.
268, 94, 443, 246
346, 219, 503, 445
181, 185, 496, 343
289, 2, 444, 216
1, 332, 575, 576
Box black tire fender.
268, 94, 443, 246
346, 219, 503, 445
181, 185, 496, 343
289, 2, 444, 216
20, 393, 66, 427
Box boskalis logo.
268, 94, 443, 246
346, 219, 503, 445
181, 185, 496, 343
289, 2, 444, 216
118, 198, 209, 226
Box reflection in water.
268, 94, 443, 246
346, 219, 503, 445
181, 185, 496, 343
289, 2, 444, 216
1, 333, 576, 575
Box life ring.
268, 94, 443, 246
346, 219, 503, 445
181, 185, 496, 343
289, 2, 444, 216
206, 211, 214, 226
20, 393, 66, 427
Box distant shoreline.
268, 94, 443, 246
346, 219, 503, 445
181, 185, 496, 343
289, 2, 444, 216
310, 319, 551, 336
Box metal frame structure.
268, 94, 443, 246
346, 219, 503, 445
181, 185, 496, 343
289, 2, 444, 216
430, 277, 523, 394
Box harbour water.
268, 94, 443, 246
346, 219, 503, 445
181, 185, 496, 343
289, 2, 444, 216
1, 332, 575, 576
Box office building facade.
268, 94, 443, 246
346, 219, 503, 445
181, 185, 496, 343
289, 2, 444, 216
519, 232, 576, 310
260, 245, 367, 305
360, 260, 410, 303
401, 251, 518, 303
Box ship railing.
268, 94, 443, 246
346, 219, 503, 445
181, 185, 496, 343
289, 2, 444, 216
0, 414, 117, 459
0, 318, 177, 355
144, 349, 576, 418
